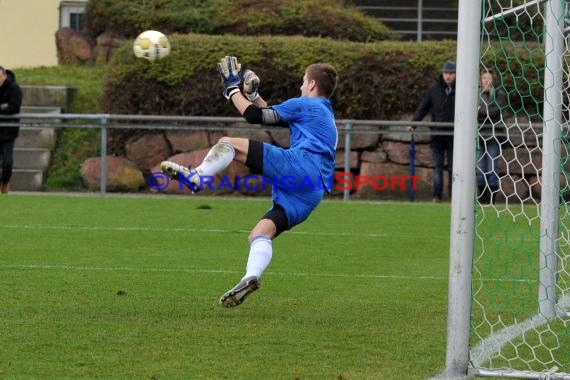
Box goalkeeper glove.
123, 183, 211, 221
242, 69, 260, 101
217, 56, 242, 100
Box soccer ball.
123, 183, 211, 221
133, 30, 171, 62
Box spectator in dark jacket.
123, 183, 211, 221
0, 66, 23, 194
410, 60, 456, 203
477, 70, 506, 203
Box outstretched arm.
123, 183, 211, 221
231, 91, 269, 116
251, 96, 267, 108
242, 69, 267, 108
218, 56, 281, 125
217, 56, 268, 111
231, 93, 284, 126
230, 91, 259, 114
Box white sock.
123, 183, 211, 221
243, 236, 273, 280
195, 142, 235, 177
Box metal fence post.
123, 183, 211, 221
343, 122, 352, 201
99, 115, 108, 195
417, 0, 423, 41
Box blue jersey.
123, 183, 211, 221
271, 97, 337, 185
261, 97, 337, 228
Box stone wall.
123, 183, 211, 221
80, 119, 547, 202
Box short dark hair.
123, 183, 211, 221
306, 63, 337, 98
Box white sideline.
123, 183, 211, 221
2, 223, 538, 242
1, 223, 394, 238
0, 263, 448, 281
0, 262, 533, 284
0, 221, 441, 281
0, 224, 532, 284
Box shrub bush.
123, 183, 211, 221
103, 34, 457, 120
85, 0, 396, 42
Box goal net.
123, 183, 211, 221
456, 0, 570, 378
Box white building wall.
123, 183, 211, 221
0, 0, 87, 69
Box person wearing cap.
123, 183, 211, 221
409, 60, 456, 203
0, 66, 22, 194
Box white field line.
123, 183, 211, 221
469, 315, 548, 369
0, 263, 445, 281
0, 224, 395, 238
0, 224, 532, 283
0, 263, 533, 284
465, 297, 570, 380
1, 224, 532, 283
470, 292, 570, 368
430, 296, 570, 380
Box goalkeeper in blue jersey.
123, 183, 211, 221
161, 56, 338, 308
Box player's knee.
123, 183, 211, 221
215, 138, 239, 156
219, 137, 249, 162
248, 231, 272, 242
248, 231, 258, 242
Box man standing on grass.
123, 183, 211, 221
161, 56, 338, 308
0, 66, 23, 194
409, 60, 456, 203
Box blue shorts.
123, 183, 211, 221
261, 143, 325, 229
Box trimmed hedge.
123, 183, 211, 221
103, 35, 544, 120
103, 33, 545, 120
103, 34, 457, 120
86, 0, 396, 42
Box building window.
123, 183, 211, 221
60, 1, 87, 32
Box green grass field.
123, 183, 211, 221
0, 194, 453, 379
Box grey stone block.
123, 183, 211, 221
14, 148, 50, 170
20, 85, 76, 112
15, 127, 56, 149
7, 169, 43, 191
19, 106, 62, 130
20, 106, 62, 114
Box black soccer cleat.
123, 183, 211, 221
219, 276, 260, 308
